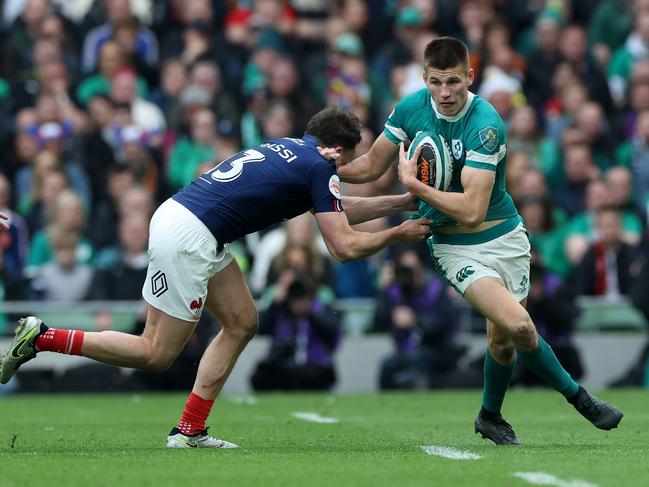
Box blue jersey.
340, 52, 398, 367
173, 135, 344, 244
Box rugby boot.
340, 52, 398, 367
0, 317, 46, 384
474, 411, 522, 445
166, 427, 239, 449
569, 386, 623, 430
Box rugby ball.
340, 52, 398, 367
409, 131, 453, 191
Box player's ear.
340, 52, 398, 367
467, 67, 475, 87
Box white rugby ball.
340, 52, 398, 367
409, 131, 453, 191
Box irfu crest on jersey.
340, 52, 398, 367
451, 139, 463, 160
479, 126, 499, 152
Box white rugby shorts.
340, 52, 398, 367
429, 222, 531, 302
142, 198, 234, 321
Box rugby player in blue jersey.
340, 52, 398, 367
0, 106, 431, 448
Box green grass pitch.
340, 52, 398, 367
1, 390, 647, 487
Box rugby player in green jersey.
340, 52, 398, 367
338, 36, 622, 444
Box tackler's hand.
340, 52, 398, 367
0, 211, 8, 231
398, 142, 419, 187
317, 146, 340, 161
397, 217, 432, 242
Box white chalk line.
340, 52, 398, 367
513, 471, 598, 487
291, 412, 339, 423
419, 445, 481, 460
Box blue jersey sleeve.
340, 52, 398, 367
310, 161, 344, 214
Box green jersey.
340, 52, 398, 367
384, 89, 519, 243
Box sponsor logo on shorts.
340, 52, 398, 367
151, 270, 168, 297
456, 266, 475, 283
190, 297, 203, 314
519, 275, 528, 292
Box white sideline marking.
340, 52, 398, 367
419, 445, 481, 460
513, 472, 598, 487
227, 395, 258, 405
291, 412, 339, 423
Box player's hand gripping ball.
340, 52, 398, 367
409, 131, 453, 191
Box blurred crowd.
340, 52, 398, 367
2, 0, 649, 390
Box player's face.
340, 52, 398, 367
423, 64, 474, 116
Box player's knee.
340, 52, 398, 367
144, 353, 176, 372
509, 313, 537, 350
222, 308, 258, 341
140, 342, 176, 372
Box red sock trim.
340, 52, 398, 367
35, 328, 85, 356
178, 392, 214, 435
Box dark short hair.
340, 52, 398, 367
305, 105, 362, 150
423, 37, 470, 72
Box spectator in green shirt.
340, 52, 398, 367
166, 108, 237, 191
76, 40, 147, 107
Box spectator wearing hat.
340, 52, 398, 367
311, 31, 375, 124
242, 28, 287, 97
478, 64, 524, 123
372, 6, 425, 87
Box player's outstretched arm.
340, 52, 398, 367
397, 143, 494, 227
337, 134, 399, 184
341, 193, 417, 225
314, 211, 431, 262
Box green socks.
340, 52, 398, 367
517, 335, 580, 398
482, 349, 516, 413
